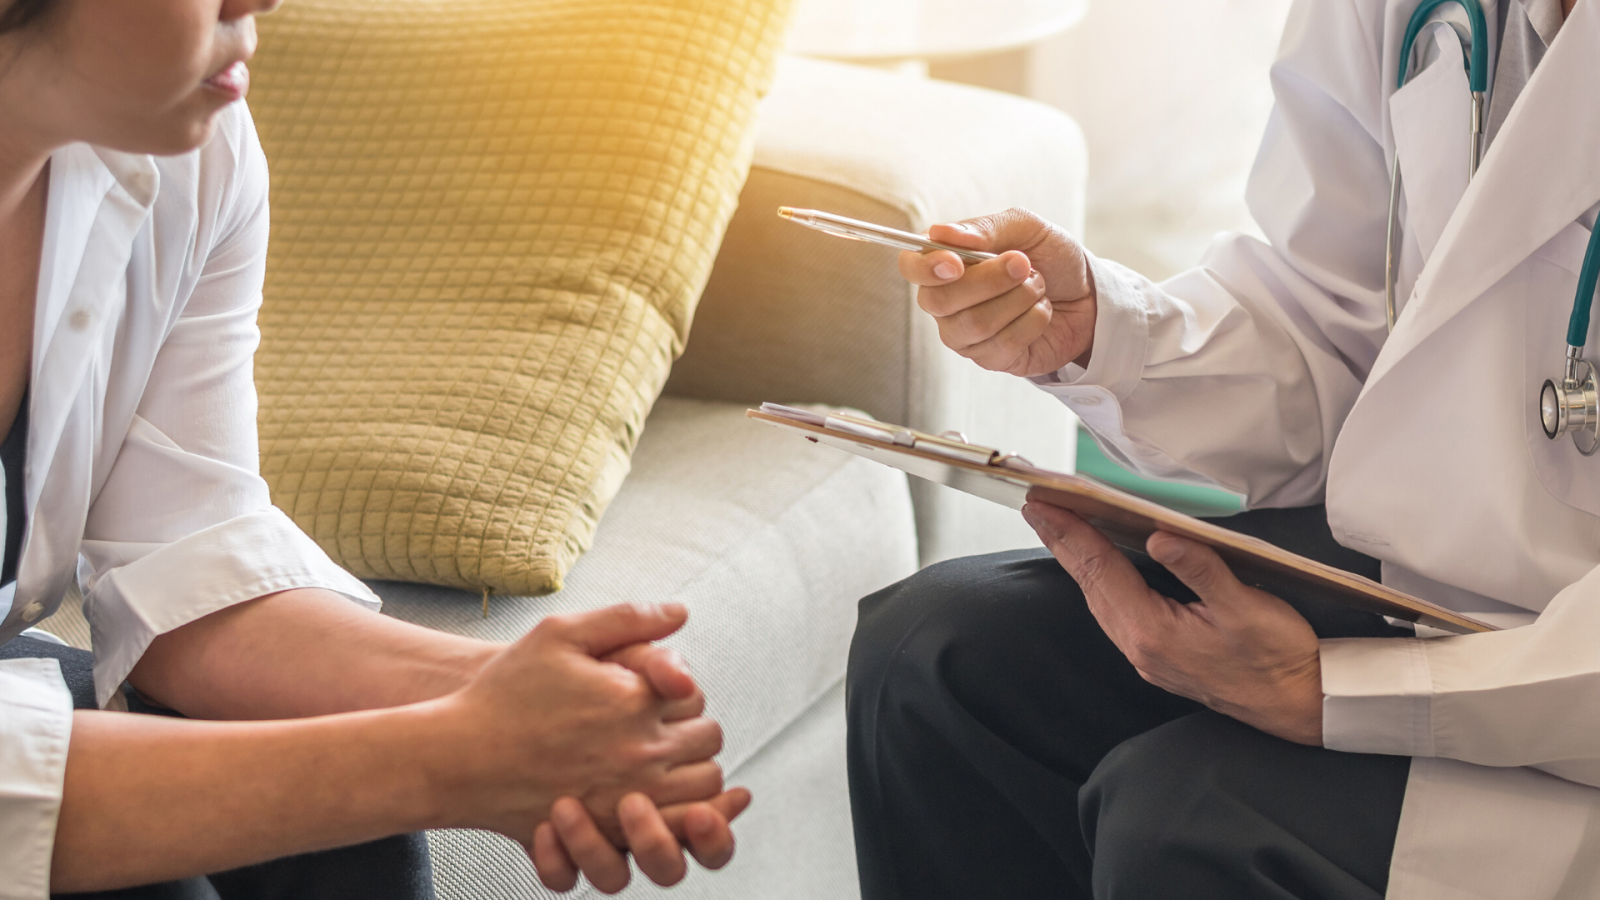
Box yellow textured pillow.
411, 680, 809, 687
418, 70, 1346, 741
249, 0, 793, 594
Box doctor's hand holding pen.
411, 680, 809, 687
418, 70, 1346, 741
904, 211, 1327, 747
898, 208, 1098, 378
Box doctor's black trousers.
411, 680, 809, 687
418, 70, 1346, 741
846, 506, 1414, 900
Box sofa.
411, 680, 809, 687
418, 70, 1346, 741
40, 55, 1087, 899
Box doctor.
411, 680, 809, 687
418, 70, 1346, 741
846, 0, 1600, 897
0, 0, 748, 896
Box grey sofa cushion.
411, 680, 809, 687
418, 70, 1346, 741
374, 397, 917, 899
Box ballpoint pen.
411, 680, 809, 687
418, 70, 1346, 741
777, 207, 999, 265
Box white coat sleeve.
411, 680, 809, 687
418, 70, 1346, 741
1031, 0, 1395, 508
77, 103, 379, 708
1322, 564, 1600, 788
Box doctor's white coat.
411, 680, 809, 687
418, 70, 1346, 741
1035, 0, 1600, 895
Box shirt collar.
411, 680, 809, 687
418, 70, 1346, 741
1522, 0, 1564, 47
35, 145, 159, 358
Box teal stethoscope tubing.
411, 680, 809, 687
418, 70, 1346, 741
1385, 0, 1490, 331
1389, 0, 1600, 347
1569, 216, 1600, 348
1389, 0, 1600, 448
1396, 0, 1489, 91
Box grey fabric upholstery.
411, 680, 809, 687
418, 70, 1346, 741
34, 58, 1090, 900
669, 56, 1089, 565
382, 397, 916, 899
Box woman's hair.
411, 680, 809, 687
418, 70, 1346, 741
0, 0, 55, 35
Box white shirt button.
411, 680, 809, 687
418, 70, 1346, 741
126, 171, 157, 202
1070, 395, 1103, 407
70, 310, 92, 331
20, 602, 44, 623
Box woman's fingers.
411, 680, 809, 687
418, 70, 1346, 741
656, 790, 750, 870
530, 821, 580, 892
646, 759, 726, 806
551, 797, 633, 894
619, 793, 690, 887
602, 643, 704, 719
682, 800, 739, 869
662, 717, 725, 767
540, 603, 688, 660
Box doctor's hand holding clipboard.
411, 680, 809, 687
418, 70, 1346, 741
897, 211, 1327, 745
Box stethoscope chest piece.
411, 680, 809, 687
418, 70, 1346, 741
1541, 351, 1600, 455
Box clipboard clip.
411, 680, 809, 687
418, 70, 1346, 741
759, 403, 1033, 469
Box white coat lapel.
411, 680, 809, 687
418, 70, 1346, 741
1369, 0, 1600, 389
1390, 27, 1473, 266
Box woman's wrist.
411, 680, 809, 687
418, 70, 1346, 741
396, 636, 501, 706
397, 691, 549, 837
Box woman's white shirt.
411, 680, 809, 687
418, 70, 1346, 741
0, 102, 378, 899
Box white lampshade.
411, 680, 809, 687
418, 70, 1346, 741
786, 0, 1089, 64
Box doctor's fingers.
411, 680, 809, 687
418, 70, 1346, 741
1145, 533, 1297, 626
1021, 501, 1182, 651
1145, 533, 1321, 657
954, 296, 1054, 375
913, 251, 1035, 313
936, 272, 1049, 350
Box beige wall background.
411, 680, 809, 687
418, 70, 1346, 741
935, 0, 1293, 280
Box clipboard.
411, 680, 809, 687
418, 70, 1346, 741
749, 403, 1496, 635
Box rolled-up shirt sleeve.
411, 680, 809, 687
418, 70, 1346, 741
1026, 0, 1394, 510
77, 103, 378, 708
0, 660, 73, 900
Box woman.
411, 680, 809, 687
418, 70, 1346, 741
849, 0, 1600, 897
0, 0, 748, 896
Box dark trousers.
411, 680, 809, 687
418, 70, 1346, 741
846, 506, 1415, 900
0, 635, 435, 900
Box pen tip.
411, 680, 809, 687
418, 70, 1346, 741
776, 206, 794, 219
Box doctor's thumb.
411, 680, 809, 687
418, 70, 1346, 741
1148, 532, 1234, 600
930, 207, 1054, 255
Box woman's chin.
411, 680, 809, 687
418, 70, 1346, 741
101, 104, 230, 158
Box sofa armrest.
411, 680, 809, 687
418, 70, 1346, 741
665, 55, 1089, 565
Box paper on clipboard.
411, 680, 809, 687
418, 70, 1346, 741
749, 403, 1496, 635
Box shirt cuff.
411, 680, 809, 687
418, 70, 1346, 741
1030, 252, 1151, 398
0, 659, 73, 900
1320, 636, 1435, 757
80, 507, 380, 707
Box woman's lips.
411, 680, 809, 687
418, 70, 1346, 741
202, 61, 250, 100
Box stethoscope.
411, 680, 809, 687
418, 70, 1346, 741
1387, 0, 1600, 454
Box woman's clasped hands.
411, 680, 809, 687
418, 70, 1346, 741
424, 603, 747, 894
